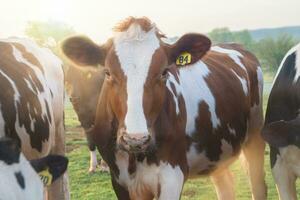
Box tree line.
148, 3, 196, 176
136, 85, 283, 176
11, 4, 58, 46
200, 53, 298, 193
25, 21, 299, 73
208, 28, 299, 73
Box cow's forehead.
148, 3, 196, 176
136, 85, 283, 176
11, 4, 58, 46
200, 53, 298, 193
113, 23, 160, 74
112, 23, 161, 133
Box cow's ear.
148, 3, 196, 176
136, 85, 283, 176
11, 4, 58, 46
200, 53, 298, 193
163, 33, 211, 67
30, 155, 68, 186
62, 36, 107, 66
262, 118, 300, 148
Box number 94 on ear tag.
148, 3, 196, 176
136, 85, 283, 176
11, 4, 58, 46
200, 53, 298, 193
176, 52, 192, 66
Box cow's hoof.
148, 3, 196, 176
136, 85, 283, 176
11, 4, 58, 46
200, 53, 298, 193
88, 167, 97, 174
99, 160, 110, 172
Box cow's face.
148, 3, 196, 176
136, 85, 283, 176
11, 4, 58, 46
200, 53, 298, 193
65, 65, 105, 129
62, 17, 211, 153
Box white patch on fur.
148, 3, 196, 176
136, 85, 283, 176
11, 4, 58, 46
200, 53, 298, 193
0, 152, 43, 200
115, 151, 184, 199
279, 145, 300, 177
219, 139, 233, 160
256, 67, 264, 103
211, 46, 246, 71
89, 150, 97, 172
248, 67, 264, 134
158, 164, 184, 200
0, 104, 5, 137
294, 44, 300, 83
114, 24, 160, 134
272, 145, 300, 199
166, 73, 182, 114
167, 61, 221, 135
231, 69, 248, 95
186, 143, 215, 177
227, 124, 236, 136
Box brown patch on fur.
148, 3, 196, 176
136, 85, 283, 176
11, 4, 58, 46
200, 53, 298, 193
128, 154, 137, 175
218, 43, 260, 106
0, 41, 51, 153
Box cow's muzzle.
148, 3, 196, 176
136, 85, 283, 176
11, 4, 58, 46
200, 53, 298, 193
118, 131, 152, 153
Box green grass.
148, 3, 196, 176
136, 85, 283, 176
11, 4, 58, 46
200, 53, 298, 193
65, 77, 299, 200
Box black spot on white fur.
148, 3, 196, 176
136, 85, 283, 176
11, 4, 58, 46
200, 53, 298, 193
15, 171, 25, 189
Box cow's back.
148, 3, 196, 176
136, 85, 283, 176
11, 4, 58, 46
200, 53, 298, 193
0, 38, 64, 159
172, 43, 263, 175
265, 43, 300, 124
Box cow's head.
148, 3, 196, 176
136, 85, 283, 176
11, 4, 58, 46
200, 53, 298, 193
65, 65, 105, 129
0, 137, 68, 199
62, 17, 211, 153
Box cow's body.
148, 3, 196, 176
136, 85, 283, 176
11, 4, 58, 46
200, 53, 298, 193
0, 137, 68, 200
105, 43, 266, 200
263, 43, 300, 200
65, 65, 109, 172
62, 17, 266, 200
0, 38, 68, 200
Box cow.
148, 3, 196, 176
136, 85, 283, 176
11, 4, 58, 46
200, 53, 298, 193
0, 137, 68, 200
62, 17, 266, 200
0, 37, 69, 200
65, 64, 109, 172
262, 43, 300, 200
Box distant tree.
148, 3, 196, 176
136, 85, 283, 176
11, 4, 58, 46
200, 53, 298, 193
233, 30, 254, 51
208, 28, 254, 51
256, 33, 297, 72
208, 28, 234, 43
25, 21, 75, 55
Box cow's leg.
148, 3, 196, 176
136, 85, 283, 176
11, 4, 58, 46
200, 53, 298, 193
86, 132, 98, 173
272, 156, 297, 200
240, 130, 267, 200
210, 168, 235, 200
86, 131, 109, 173
158, 165, 184, 200
47, 120, 70, 200
111, 176, 130, 200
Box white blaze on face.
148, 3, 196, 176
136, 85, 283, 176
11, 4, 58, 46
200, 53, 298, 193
114, 24, 160, 134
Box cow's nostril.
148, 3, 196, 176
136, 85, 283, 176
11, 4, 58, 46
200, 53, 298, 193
120, 132, 151, 153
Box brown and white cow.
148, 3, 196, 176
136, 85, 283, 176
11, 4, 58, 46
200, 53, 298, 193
62, 17, 266, 200
262, 43, 300, 200
0, 37, 69, 200
65, 64, 109, 172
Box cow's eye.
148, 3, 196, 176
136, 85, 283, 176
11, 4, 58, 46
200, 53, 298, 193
160, 68, 169, 80
104, 69, 111, 77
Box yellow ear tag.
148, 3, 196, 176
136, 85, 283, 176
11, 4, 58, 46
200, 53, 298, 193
176, 52, 192, 66
87, 73, 92, 79
38, 168, 53, 186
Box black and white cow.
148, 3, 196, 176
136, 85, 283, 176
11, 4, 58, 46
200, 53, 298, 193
262, 43, 300, 200
0, 37, 68, 199
0, 137, 68, 200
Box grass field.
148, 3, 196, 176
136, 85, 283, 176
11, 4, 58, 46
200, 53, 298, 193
65, 76, 300, 200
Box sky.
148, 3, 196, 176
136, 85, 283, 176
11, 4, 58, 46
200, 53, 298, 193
0, 0, 299, 42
